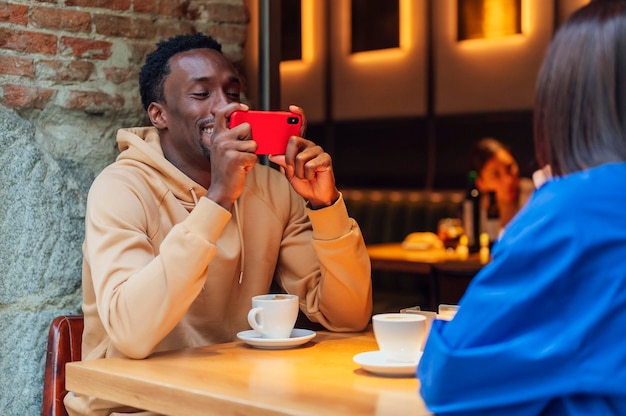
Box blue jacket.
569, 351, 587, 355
418, 162, 626, 415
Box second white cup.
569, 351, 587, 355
247, 294, 299, 339
372, 313, 426, 362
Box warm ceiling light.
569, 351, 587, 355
458, 0, 522, 41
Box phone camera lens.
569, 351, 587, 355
287, 117, 299, 124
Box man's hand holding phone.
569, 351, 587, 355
227, 105, 338, 208
207, 103, 258, 210
268, 106, 339, 209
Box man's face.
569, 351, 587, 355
159, 48, 242, 163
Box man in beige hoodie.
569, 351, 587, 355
65, 33, 372, 416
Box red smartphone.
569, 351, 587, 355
229, 110, 302, 155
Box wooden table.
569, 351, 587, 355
367, 243, 484, 309
66, 330, 432, 416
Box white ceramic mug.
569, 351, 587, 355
372, 313, 426, 362
401, 309, 436, 350
247, 294, 299, 339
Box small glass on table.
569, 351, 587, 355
437, 218, 464, 249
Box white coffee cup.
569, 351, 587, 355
372, 313, 426, 362
247, 294, 299, 339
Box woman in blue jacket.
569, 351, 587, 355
418, 1, 626, 414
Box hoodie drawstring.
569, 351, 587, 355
190, 187, 244, 285
189, 188, 205, 290
233, 200, 245, 284
189, 188, 199, 205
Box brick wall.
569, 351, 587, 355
0, 0, 248, 116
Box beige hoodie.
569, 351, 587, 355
66, 126, 372, 415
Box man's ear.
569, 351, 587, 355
147, 102, 167, 129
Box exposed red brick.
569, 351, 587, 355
59, 36, 112, 59
0, 28, 57, 54
187, 3, 249, 24
154, 20, 194, 40
1, 84, 55, 109
206, 24, 247, 45
133, 0, 157, 13
0, 2, 29, 25
65, 0, 130, 11
127, 40, 155, 65
178, 20, 195, 35
65, 90, 125, 112
37, 59, 95, 82
103, 67, 136, 84
0, 56, 35, 77
158, 0, 186, 17
93, 14, 153, 39
30, 6, 91, 32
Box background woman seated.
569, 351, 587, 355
469, 137, 534, 229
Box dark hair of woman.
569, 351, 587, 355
533, 0, 626, 176
469, 137, 511, 174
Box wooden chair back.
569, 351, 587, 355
42, 315, 84, 416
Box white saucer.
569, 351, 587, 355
353, 350, 422, 377
237, 328, 316, 349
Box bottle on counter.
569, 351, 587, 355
461, 171, 481, 252
479, 232, 490, 265
456, 234, 469, 261
485, 191, 501, 246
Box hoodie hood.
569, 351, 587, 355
116, 126, 206, 210
115, 126, 245, 283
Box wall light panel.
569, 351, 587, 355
332, 0, 427, 120
280, 0, 326, 122
458, 0, 522, 41
435, 0, 553, 114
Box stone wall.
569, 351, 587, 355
0, 1, 248, 414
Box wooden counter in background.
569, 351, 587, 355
367, 243, 484, 310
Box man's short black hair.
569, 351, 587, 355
139, 33, 223, 110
